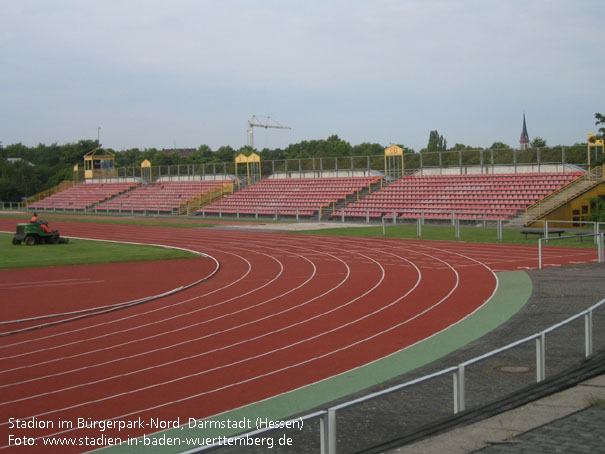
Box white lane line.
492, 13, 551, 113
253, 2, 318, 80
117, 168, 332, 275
0, 278, 93, 287
0, 248, 251, 354
0, 248, 318, 386
0, 280, 105, 291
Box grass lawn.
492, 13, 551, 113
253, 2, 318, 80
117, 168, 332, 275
295, 224, 599, 248
0, 232, 200, 270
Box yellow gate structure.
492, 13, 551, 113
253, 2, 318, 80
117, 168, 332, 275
84, 147, 117, 180
384, 145, 404, 181
140, 159, 152, 183
235, 152, 262, 189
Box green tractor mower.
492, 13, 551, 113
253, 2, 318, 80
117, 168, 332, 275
12, 223, 70, 246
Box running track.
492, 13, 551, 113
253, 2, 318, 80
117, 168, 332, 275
0, 219, 597, 452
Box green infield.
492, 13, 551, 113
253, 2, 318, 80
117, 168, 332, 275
295, 224, 599, 247
0, 232, 200, 270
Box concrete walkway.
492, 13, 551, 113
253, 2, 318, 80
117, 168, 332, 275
386, 375, 605, 453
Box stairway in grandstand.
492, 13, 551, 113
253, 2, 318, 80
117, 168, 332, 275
338, 172, 583, 221
518, 166, 604, 226
327, 178, 385, 221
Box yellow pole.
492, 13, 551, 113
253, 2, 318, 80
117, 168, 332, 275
401, 154, 405, 177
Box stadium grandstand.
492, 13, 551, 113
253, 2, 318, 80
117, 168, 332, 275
18, 143, 603, 228
23, 167, 594, 224
27, 182, 137, 211
338, 172, 583, 221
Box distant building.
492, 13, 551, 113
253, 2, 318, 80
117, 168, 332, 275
520, 114, 530, 150
6, 157, 34, 166
160, 148, 196, 158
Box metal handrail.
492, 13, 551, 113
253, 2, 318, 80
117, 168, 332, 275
186, 297, 605, 453
525, 167, 604, 224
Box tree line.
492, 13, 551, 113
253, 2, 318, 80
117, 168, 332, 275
0, 127, 596, 202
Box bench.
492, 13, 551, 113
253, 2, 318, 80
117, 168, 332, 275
520, 228, 566, 240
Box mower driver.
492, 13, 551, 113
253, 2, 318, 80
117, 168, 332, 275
30, 212, 52, 233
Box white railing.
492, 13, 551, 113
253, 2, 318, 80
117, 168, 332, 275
539, 233, 604, 269
189, 297, 605, 453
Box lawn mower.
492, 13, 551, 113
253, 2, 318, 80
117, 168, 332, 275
12, 223, 70, 245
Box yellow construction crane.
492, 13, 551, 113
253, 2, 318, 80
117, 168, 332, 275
247, 115, 291, 150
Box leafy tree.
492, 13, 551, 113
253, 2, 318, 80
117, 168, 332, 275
60, 140, 96, 164
215, 145, 236, 163
115, 148, 142, 167
324, 135, 353, 156
0, 176, 21, 202
0, 159, 41, 201
593, 113, 605, 139
260, 147, 285, 160
586, 196, 605, 222
425, 130, 446, 152
4, 143, 29, 159
589, 113, 605, 166
236, 145, 255, 156
531, 137, 547, 148
139, 148, 159, 164
47, 167, 74, 188
190, 144, 214, 163
448, 143, 477, 151
489, 142, 511, 150
352, 142, 384, 156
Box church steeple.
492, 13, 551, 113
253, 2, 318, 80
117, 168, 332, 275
520, 113, 530, 150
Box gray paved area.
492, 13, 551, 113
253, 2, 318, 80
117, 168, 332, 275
387, 375, 605, 454
476, 405, 605, 454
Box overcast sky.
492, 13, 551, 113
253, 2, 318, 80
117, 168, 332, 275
1, 0, 603, 152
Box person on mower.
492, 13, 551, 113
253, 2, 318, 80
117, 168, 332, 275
30, 212, 52, 233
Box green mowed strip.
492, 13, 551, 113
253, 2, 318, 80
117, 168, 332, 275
0, 212, 284, 227
0, 213, 219, 229
0, 232, 199, 270
295, 224, 598, 247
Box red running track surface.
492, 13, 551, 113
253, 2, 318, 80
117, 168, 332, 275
0, 219, 598, 452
